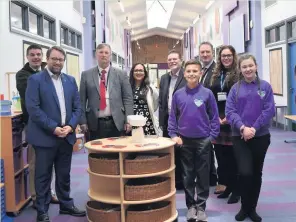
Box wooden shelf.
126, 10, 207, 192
14, 164, 29, 177
0, 114, 31, 214
123, 190, 176, 205
87, 168, 120, 178
122, 166, 175, 178
85, 136, 177, 222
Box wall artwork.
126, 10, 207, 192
66, 52, 80, 85
269, 48, 283, 96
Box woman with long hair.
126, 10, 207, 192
209, 45, 240, 204
226, 54, 275, 221
129, 63, 159, 135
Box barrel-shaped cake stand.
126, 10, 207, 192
84, 136, 178, 222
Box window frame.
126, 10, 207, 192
265, 21, 286, 46
60, 22, 83, 51
9, 1, 56, 42
287, 16, 296, 42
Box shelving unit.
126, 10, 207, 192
85, 136, 178, 222
0, 114, 31, 215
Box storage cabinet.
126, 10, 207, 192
0, 114, 31, 214
84, 136, 178, 222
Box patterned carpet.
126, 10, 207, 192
12, 128, 296, 222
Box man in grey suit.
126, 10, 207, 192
79, 43, 133, 139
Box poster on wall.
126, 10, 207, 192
269, 48, 283, 96
66, 52, 80, 85
23, 40, 49, 65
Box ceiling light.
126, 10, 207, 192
118, 0, 124, 12
205, 1, 214, 10
192, 14, 200, 25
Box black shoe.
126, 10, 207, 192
59, 205, 86, 217
37, 213, 50, 222
235, 208, 248, 221
32, 200, 37, 209
227, 194, 240, 204
248, 210, 262, 222
50, 194, 59, 204
217, 187, 231, 199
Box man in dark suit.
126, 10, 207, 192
16, 44, 58, 209
199, 42, 219, 188
159, 49, 186, 190
79, 43, 133, 139
26, 46, 85, 222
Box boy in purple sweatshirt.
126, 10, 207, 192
226, 54, 275, 222
168, 60, 220, 221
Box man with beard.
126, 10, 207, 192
16, 44, 59, 208
25, 46, 85, 222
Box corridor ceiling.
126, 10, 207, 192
107, 0, 213, 40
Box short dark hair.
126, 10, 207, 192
199, 41, 214, 52
184, 60, 202, 70
26, 44, 42, 55
168, 49, 182, 59
46, 46, 66, 60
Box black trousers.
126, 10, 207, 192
163, 129, 182, 187
210, 147, 218, 185
180, 136, 211, 210
232, 134, 270, 211
34, 139, 73, 214
214, 144, 239, 193
90, 117, 122, 140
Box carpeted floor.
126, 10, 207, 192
12, 128, 296, 222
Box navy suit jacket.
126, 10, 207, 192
25, 70, 81, 147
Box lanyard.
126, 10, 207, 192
220, 72, 226, 91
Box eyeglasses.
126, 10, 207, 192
50, 57, 65, 63
221, 54, 233, 59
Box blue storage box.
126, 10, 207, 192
1, 186, 5, 219
0, 100, 12, 116
0, 159, 4, 183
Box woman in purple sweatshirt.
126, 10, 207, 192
168, 60, 220, 222
226, 54, 275, 222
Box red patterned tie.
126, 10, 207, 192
99, 70, 107, 110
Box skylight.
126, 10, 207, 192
146, 0, 176, 29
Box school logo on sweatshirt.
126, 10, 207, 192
257, 90, 266, 98
194, 99, 204, 107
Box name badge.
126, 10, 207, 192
217, 92, 227, 101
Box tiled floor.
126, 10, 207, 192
13, 128, 296, 221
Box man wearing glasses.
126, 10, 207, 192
16, 44, 59, 209
25, 46, 85, 222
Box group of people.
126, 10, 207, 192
15, 41, 275, 222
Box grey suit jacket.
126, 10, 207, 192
79, 66, 133, 131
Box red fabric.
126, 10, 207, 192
99, 70, 107, 110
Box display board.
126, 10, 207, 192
269, 48, 283, 96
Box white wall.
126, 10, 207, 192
261, 0, 296, 124
105, 2, 125, 58
0, 0, 85, 99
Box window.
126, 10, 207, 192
266, 23, 286, 44
29, 11, 38, 34
288, 20, 296, 39
10, 2, 23, 29
265, 0, 277, 8
10, 1, 56, 41
60, 23, 82, 50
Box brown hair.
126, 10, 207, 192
184, 59, 202, 70
210, 45, 239, 87
168, 49, 182, 59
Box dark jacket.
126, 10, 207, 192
16, 62, 47, 124
200, 61, 216, 89
158, 68, 186, 131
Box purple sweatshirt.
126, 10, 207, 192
168, 84, 220, 140
225, 79, 275, 136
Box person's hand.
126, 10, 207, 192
53, 127, 64, 137
124, 123, 132, 133
243, 127, 255, 141
172, 136, 183, 146
80, 124, 88, 133
222, 117, 228, 124
61, 126, 72, 137
219, 118, 224, 125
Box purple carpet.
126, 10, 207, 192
13, 128, 296, 221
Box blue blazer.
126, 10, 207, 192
25, 70, 81, 147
